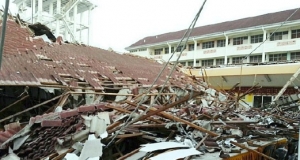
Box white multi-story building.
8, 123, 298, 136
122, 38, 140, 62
126, 8, 300, 107
126, 8, 300, 67
13, 0, 97, 44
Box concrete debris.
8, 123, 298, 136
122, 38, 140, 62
1, 83, 298, 160
0, 10, 299, 160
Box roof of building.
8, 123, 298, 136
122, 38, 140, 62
127, 8, 300, 48
0, 18, 189, 89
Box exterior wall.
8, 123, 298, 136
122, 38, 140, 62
127, 20, 300, 107
127, 22, 300, 67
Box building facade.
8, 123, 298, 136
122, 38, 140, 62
13, 0, 97, 44
126, 8, 300, 107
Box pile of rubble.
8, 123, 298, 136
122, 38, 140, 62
0, 83, 299, 160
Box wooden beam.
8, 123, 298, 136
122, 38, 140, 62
0, 95, 29, 113
230, 141, 276, 160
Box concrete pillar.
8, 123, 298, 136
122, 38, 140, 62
167, 43, 171, 54
87, 7, 92, 45
80, 12, 83, 43
56, 0, 61, 36
64, 11, 69, 41
22, 1, 26, 12
224, 33, 228, 64
17, 3, 21, 13
262, 27, 267, 62
288, 28, 292, 39
193, 39, 197, 66
73, 5, 77, 42
38, 0, 42, 22
248, 34, 250, 44
287, 52, 291, 61
49, 2, 53, 15
57, 0, 61, 13
32, 0, 36, 23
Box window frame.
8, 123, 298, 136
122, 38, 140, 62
270, 31, 288, 41
176, 45, 185, 52
292, 29, 300, 39
216, 58, 224, 65
233, 36, 248, 45
249, 55, 262, 63
202, 59, 214, 67
154, 48, 163, 55
187, 61, 194, 66
232, 56, 245, 64
291, 52, 300, 60
164, 47, 169, 54
250, 34, 263, 44
217, 39, 225, 47
188, 44, 194, 51
268, 53, 287, 62
202, 41, 215, 49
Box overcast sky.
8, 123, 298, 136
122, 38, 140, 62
1, 0, 300, 52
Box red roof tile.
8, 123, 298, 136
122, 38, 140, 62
0, 18, 190, 89
0, 122, 22, 145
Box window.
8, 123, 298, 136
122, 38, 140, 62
269, 53, 287, 62
188, 44, 194, 51
251, 34, 263, 43
154, 48, 163, 55
292, 29, 300, 39
233, 36, 248, 45
250, 55, 262, 63
202, 59, 213, 66
291, 52, 300, 60
165, 47, 169, 54
202, 41, 214, 49
217, 39, 225, 47
176, 45, 185, 52
216, 58, 224, 65
130, 50, 137, 53
232, 57, 244, 64
171, 47, 174, 53
270, 31, 288, 41
138, 48, 147, 51
187, 61, 194, 66
253, 96, 272, 108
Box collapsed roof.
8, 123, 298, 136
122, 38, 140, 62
0, 11, 299, 160
0, 17, 188, 89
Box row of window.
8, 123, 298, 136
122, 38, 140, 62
150, 29, 300, 54
184, 52, 300, 66
139, 48, 147, 51
129, 50, 138, 53
131, 48, 147, 52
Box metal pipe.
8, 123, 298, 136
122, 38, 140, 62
0, 0, 10, 69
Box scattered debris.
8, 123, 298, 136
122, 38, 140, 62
0, 8, 299, 160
